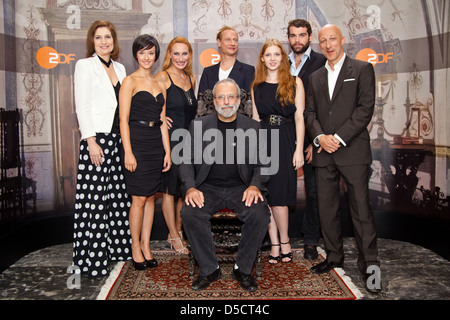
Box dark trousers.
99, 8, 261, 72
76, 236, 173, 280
302, 138, 321, 245
181, 183, 270, 276
315, 162, 379, 273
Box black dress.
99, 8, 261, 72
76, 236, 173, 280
123, 91, 165, 196
160, 72, 197, 197
253, 82, 297, 206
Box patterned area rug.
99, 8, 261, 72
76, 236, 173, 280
102, 249, 361, 300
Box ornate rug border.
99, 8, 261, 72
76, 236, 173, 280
99, 248, 364, 300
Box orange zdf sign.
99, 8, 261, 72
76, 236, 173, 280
356, 48, 393, 66
36, 46, 75, 69
199, 48, 221, 68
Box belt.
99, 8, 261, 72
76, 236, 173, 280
130, 120, 163, 127
261, 114, 293, 126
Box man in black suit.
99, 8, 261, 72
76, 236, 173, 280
305, 24, 381, 294
179, 78, 270, 292
197, 26, 255, 117
287, 19, 326, 261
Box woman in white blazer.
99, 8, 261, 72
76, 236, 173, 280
72, 20, 131, 278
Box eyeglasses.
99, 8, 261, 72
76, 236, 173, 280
214, 94, 238, 102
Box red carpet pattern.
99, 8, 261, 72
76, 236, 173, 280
105, 249, 358, 300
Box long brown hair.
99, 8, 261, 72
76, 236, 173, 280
251, 39, 296, 106
161, 37, 193, 77
85, 20, 121, 60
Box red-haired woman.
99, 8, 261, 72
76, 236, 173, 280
155, 37, 197, 254
251, 39, 305, 264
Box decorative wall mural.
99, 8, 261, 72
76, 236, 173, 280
21, 9, 45, 138
0, 0, 448, 221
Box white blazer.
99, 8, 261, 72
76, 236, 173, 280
74, 54, 126, 140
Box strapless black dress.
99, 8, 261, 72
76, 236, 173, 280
123, 91, 165, 196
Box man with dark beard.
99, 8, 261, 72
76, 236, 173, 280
287, 19, 326, 261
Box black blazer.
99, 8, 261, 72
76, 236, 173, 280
178, 113, 269, 195
305, 56, 375, 167
292, 49, 327, 95
291, 49, 326, 145
198, 59, 255, 95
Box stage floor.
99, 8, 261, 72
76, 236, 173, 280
1, 237, 449, 300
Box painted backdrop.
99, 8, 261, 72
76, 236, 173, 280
0, 0, 449, 224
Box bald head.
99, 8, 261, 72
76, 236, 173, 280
318, 24, 346, 68
319, 24, 343, 38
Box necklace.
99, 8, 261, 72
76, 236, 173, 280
171, 70, 193, 106
183, 85, 193, 106
98, 55, 112, 68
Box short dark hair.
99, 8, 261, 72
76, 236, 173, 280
287, 19, 312, 36
132, 34, 160, 62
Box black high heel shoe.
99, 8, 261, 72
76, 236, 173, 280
280, 242, 293, 263
142, 250, 158, 268
268, 244, 281, 265
132, 258, 148, 270
145, 258, 158, 268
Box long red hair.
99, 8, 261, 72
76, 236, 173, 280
251, 39, 295, 106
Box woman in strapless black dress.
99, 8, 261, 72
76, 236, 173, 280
155, 37, 197, 254
251, 39, 305, 264
119, 35, 171, 270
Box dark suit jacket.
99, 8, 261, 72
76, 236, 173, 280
292, 49, 326, 95
305, 56, 375, 167
178, 113, 269, 195
291, 49, 326, 145
198, 59, 255, 95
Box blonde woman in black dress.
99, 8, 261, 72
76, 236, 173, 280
119, 35, 171, 270
155, 37, 197, 254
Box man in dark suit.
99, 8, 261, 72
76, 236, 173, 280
179, 78, 270, 292
198, 26, 255, 108
305, 24, 381, 294
287, 19, 326, 261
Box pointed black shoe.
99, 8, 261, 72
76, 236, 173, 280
191, 267, 222, 291
310, 260, 343, 274
232, 268, 258, 292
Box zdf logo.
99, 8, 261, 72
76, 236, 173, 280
356, 48, 393, 66
199, 48, 221, 68
36, 46, 76, 69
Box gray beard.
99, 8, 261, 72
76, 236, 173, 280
216, 104, 239, 118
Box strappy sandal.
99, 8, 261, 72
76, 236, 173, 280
268, 244, 281, 265
179, 231, 188, 246
167, 235, 189, 254
280, 242, 293, 263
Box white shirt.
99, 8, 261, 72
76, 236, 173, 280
289, 47, 311, 76
313, 53, 347, 147
219, 65, 233, 81
325, 53, 346, 100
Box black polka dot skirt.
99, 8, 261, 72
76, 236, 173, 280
73, 133, 131, 278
